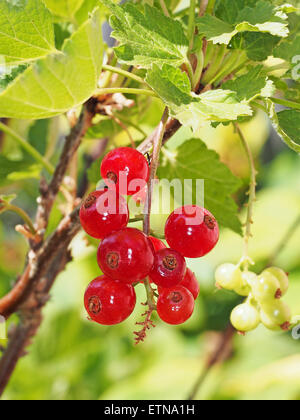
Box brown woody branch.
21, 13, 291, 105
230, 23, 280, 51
0, 100, 95, 396
138, 118, 181, 155
187, 325, 235, 400
0, 247, 74, 396
35, 105, 94, 234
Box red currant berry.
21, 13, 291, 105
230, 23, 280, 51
101, 147, 150, 196
157, 286, 194, 325
97, 227, 155, 283
149, 248, 186, 288
158, 268, 200, 300
84, 276, 136, 325
179, 268, 200, 300
79, 190, 129, 239
165, 205, 219, 258
149, 236, 166, 252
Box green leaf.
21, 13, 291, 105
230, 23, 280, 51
215, 0, 251, 25
146, 64, 253, 131
75, 0, 102, 25
0, 193, 16, 213
198, 0, 290, 45
176, 90, 253, 131
0, 64, 28, 92
87, 158, 102, 184
43, 0, 84, 19
85, 119, 122, 139
7, 164, 42, 181
0, 194, 16, 204
265, 99, 300, 153
196, 15, 237, 45
0, 0, 56, 65
146, 64, 191, 107
157, 139, 243, 234
231, 31, 280, 61
274, 33, 300, 64
101, 0, 188, 68
222, 65, 275, 101
0, 8, 103, 119
277, 109, 300, 144
0, 155, 36, 186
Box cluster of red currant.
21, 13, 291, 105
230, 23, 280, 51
215, 264, 292, 333
80, 147, 220, 331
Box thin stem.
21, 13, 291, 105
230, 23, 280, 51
138, 108, 169, 342
110, 114, 135, 148
267, 214, 300, 267
143, 108, 169, 235
209, 50, 241, 85
185, 60, 195, 86
204, 42, 214, 68
188, 325, 234, 400
0, 122, 55, 175
270, 97, 300, 110
193, 49, 204, 89
4, 204, 36, 235
266, 63, 289, 73
95, 87, 158, 98
187, 0, 196, 53
129, 215, 144, 224
235, 123, 257, 270
159, 0, 170, 17
202, 44, 227, 84
115, 114, 147, 137
206, 0, 216, 14
102, 64, 146, 86
252, 101, 267, 112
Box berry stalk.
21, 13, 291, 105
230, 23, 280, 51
3, 203, 37, 236
143, 108, 169, 236
235, 123, 257, 270
134, 108, 169, 343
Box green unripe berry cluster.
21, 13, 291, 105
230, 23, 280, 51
215, 265, 292, 333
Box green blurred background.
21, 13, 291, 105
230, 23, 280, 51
0, 98, 300, 400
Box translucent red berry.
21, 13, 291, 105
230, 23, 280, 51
165, 205, 219, 258
179, 268, 200, 300
157, 286, 195, 325
101, 147, 149, 196
149, 248, 186, 288
148, 236, 166, 252
158, 268, 200, 300
79, 190, 129, 239
97, 227, 155, 283
84, 276, 136, 325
